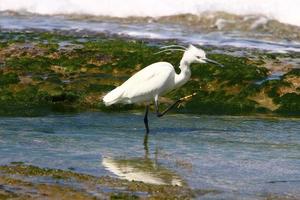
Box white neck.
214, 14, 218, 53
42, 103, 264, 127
174, 59, 191, 88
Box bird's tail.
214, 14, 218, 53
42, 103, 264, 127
103, 87, 124, 106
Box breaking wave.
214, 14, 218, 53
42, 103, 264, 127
1, 1, 300, 52
0, 0, 300, 26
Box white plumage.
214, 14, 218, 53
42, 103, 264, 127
103, 62, 175, 106
102, 44, 223, 133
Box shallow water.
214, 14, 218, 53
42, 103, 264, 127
0, 112, 299, 199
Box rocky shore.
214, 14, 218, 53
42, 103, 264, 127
0, 30, 300, 117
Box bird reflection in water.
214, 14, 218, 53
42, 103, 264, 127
102, 133, 184, 186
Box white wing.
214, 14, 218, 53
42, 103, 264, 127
120, 62, 175, 103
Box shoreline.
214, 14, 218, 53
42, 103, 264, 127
0, 162, 297, 200
0, 162, 202, 199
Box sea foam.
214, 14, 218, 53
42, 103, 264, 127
0, 0, 299, 27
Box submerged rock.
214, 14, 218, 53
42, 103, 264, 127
0, 163, 205, 199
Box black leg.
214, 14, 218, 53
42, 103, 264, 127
155, 98, 181, 117
144, 105, 149, 133
155, 93, 197, 117
143, 105, 150, 149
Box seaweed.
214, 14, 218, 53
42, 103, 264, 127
0, 72, 20, 86
0, 30, 299, 116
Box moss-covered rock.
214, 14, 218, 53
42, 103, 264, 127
0, 72, 20, 86
275, 93, 300, 115
0, 30, 299, 116
0, 163, 203, 199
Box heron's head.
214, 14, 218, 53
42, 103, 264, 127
156, 44, 223, 67
183, 44, 223, 67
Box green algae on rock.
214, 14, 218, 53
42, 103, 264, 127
0, 163, 207, 199
0, 30, 300, 116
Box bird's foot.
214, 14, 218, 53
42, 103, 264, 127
179, 92, 197, 101
177, 92, 197, 108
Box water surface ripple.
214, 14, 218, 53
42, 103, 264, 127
0, 112, 299, 199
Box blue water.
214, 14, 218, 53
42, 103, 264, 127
0, 112, 300, 199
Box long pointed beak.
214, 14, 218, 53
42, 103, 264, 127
204, 58, 224, 67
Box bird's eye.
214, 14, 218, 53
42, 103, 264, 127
196, 56, 201, 59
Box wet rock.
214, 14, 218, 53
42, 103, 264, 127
0, 30, 300, 116
0, 163, 203, 199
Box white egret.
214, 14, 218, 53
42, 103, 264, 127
103, 44, 223, 133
